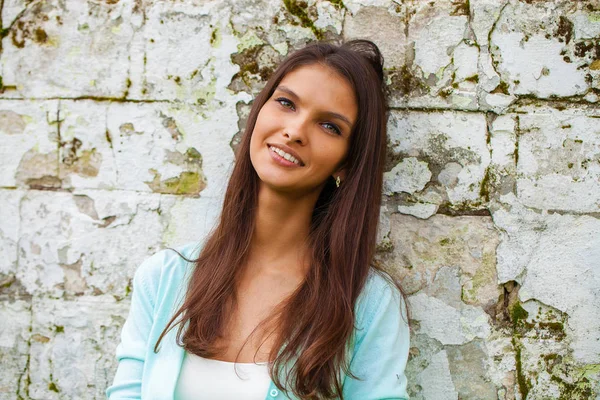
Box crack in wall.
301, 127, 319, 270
0, 0, 4, 54
121, 0, 147, 100
479, 112, 495, 203
388, 105, 483, 113
104, 106, 119, 188
55, 101, 63, 182
510, 96, 600, 110
514, 114, 520, 174
0, 96, 171, 103
0, 0, 30, 55
1, 95, 592, 109
15, 301, 33, 399
486, 1, 510, 88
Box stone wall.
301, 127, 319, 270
1, 0, 599, 399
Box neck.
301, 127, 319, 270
248, 183, 322, 276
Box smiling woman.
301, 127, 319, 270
250, 63, 356, 195
106, 40, 410, 400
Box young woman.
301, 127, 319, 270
106, 39, 410, 400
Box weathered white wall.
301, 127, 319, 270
1, 0, 599, 399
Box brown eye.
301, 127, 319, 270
322, 122, 342, 135
275, 97, 295, 110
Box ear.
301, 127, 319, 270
332, 166, 347, 183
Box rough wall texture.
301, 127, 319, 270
0, 0, 599, 399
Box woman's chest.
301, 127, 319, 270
216, 274, 300, 363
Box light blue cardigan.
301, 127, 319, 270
106, 241, 410, 399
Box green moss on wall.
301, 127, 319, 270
145, 169, 207, 195
210, 27, 221, 48
511, 303, 528, 327
48, 382, 59, 393
492, 81, 510, 95
282, 0, 324, 39
479, 169, 490, 202
450, 0, 470, 16
327, 0, 345, 10
512, 336, 531, 399
551, 374, 593, 399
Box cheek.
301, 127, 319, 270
313, 142, 348, 169
250, 112, 267, 145
252, 109, 275, 139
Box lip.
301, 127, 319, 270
269, 147, 303, 168
266, 143, 305, 166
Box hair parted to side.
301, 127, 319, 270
156, 39, 409, 399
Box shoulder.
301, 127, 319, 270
132, 241, 203, 304
355, 268, 407, 335
357, 268, 403, 312
344, 269, 410, 397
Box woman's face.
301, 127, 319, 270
249, 63, 358, 195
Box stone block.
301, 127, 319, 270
28, 295, 129, 400
470, 0, 510, 48
486, 114, 517, 198
343, 6, 406, 68
489, 1, 594, 99
162, 194, 221, 248
516, 108, 600, 213
414, 349, 458, 400
571, 9, 600, 40
383, 157, 432, 196
405, 332, 444, 399
0, 100, 59, 188
0, 189, 23, 291
128, 1, 249, 106
408, 291, 491, 345
343, 0, 398, 15
409, 0, 469, 81
130, 1, 216, 101
493, 194, 600, 364
386, 0, 477, 110
490, 115, 517, 168
58, 101, 116, 190
505, 295, 599, 399
313, 0, 345, 35
0, 0, 136, 98
446, 340, 498, 399
518, 215, 600, 364
387, 110, 490, 209
2, 0, 30, 31
470, 0, 516, 113
105, 102, 209, 195
229, 0, 284, 35
18, 190, 165, 298
381, 213, 500, 310
0, 299, 31, 399
484, 336, 517, 400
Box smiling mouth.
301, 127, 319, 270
267, 145, 305, 166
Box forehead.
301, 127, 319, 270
277, 64, 358, 120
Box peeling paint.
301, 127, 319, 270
0, 110, 27, 135
145, 169, 206, 195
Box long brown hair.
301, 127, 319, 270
156, 39, 407, 399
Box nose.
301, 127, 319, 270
283, 113, 310, 144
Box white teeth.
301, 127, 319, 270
269, 146, 301, 165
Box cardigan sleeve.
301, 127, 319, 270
343, 274, 410, 399
105, 254, 160, 400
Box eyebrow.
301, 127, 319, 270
275, 86, 353, 128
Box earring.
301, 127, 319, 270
335, 176, 341, 188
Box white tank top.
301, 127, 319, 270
174, 352, 272, 400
